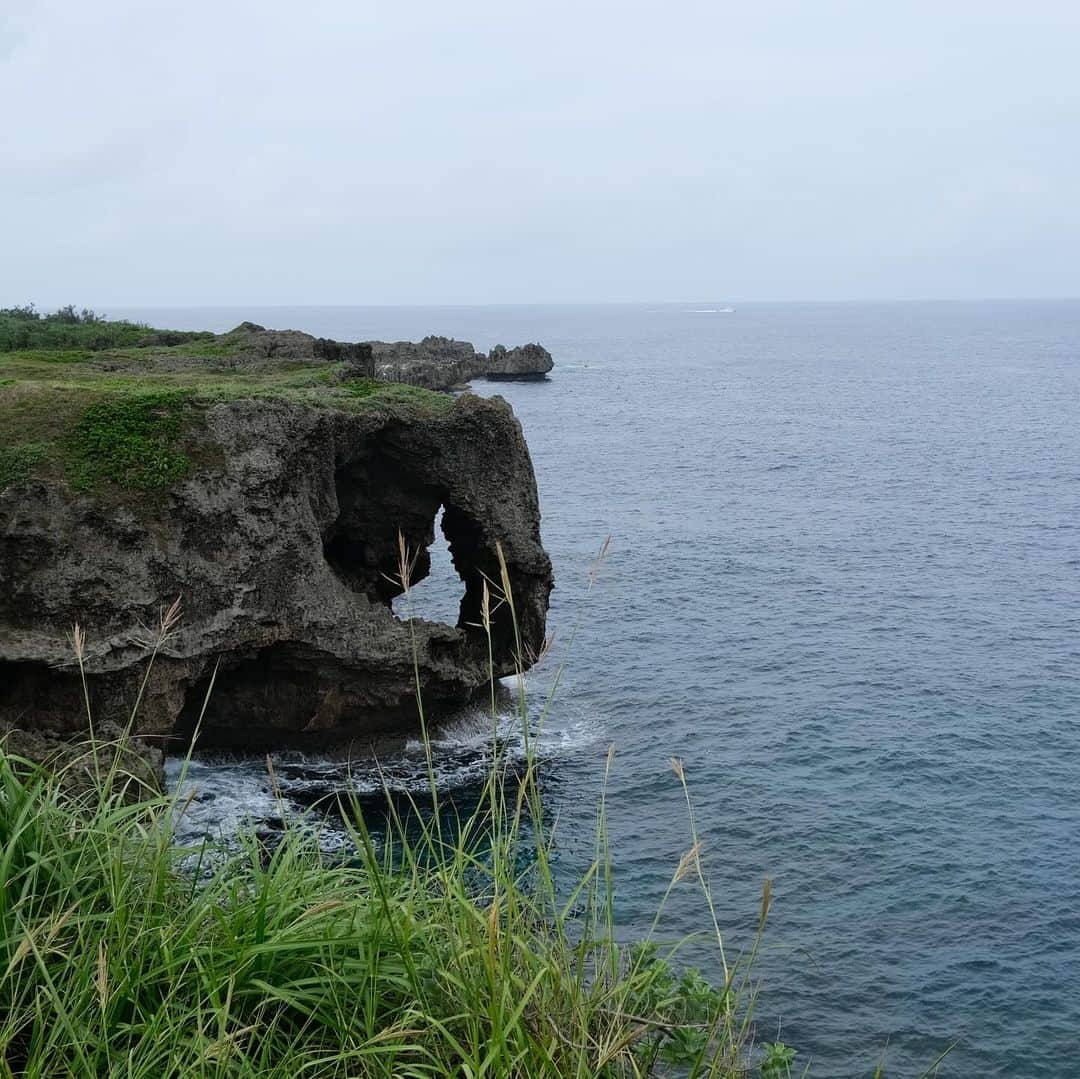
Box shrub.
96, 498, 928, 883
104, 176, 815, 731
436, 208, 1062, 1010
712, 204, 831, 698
0, 308, 149, 352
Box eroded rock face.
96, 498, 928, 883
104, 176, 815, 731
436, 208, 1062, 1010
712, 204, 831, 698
370, 336, 481, 390
0, 394, 552, 767
224, 323, 375, 370
485, 343, 555, 381
370, 336, 555, 390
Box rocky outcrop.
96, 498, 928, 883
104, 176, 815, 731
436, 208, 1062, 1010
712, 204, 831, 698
0, 393, 553, 774
370, 336, 481, 390
484, 343, 555, 381
222, 323, 374, 370
369, 336, 554, 390
124, 324, 375, 378
134, 324, 553, 391
138, 324, 554, 391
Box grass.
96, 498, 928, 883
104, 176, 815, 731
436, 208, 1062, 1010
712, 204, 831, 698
66, 392, 194, 491
0, 374, 452, 495
0, 444, 47, 489
0, 543, 802, 1079
0, 744, 780, 1078
0, 349, 99, 365
0, 319, 452, 496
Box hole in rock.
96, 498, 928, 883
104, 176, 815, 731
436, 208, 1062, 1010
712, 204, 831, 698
392, 505, 467, 626
320, 444, 512, 648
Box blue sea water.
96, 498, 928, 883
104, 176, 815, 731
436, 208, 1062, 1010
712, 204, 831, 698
118, 301, 1080, 1077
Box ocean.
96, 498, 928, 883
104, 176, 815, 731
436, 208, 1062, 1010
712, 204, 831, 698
114, 301, 1080, 1077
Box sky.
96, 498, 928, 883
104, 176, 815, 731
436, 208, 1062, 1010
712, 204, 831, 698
2, 0, 1078, 306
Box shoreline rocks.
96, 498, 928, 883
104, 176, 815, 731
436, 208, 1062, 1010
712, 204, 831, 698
483, 343, 555, 381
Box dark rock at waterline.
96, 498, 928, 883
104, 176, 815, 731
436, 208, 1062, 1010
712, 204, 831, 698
484, 343, 555, 381
0, 393, 553, 783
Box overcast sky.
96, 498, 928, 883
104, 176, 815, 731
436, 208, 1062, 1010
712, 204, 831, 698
2, 1, 1078, 306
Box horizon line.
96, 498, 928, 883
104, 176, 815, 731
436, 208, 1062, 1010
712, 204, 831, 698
35, 295, 1080, 311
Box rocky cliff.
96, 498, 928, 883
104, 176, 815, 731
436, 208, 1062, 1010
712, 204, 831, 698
369, 336, 479, 390
0, 332, 553, 776
483, 343, 555, 381
370, 336, 554, 390
117, 322, 554, 391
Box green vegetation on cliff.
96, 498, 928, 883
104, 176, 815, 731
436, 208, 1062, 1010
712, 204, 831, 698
66, 392, 194, 491
0, 312, 452, 495
0, 443, 47, 489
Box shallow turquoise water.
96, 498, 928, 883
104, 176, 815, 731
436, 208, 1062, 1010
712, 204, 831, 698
126, 301, 1080, 1077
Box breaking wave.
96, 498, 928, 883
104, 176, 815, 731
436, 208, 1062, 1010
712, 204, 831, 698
166, 689, 603, 850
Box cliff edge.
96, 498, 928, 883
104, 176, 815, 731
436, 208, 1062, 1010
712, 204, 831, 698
0, 324, 553, 776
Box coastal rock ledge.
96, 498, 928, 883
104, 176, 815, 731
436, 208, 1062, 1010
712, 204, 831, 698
371, 337, 555, 390
137, 323, 555, 391
0, 392, 553, 775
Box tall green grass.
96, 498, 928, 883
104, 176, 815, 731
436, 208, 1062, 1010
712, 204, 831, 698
0, 542, 796, 1078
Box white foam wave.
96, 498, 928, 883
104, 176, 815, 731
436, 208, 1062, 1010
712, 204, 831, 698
166, 696, 604, 848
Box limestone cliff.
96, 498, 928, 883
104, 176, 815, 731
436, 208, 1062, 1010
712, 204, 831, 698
0, 330, 553, 772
